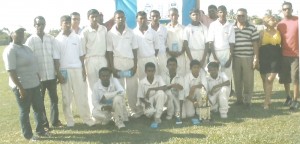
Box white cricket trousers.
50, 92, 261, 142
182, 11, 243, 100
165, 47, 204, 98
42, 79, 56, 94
182, 89, 201, 119
157, 53, 168, 75
113, 57, 143, 115
166, 90, 181, 117
92, 95, 128, 125
60, 68, 94, 126
209, 86, 230, 115
137, 56, 158, 79
85, 56, 107, 113
144, 91, 167, 119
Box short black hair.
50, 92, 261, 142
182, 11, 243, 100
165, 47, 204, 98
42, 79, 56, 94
98, 67, 111, 77
114, 10, 125, 17
34, 16, 45, 26
60, 15, 71, 24
189, 8, 200, 15
169, 8, 178, 13
136, 11, 147, 18
87, 9, 99, 18
282, 1, 293, 8
237, 8, 247, 14
150, 10, 160, 15
145, 62, 156, 70
217, 5, 227, 12
167, 57, 177, 65
207, 62, 219, 68
70, 12, 80, 17
190, 60, 200, 69
208, 5, 217, 10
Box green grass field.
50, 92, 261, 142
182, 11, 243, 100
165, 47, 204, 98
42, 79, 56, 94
0, 45, 299, 144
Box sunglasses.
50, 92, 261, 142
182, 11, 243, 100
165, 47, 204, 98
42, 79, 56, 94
237, 15, 245, 17
283, 8, 291, 11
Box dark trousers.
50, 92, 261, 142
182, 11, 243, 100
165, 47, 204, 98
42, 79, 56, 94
40, 79, 60, 127
13, 86, 46, 139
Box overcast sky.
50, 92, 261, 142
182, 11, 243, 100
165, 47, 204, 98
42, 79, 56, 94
0, 0, 298, 33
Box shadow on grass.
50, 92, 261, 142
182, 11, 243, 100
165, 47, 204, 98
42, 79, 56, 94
226, 90, 292, 123
43, 127, 206, 143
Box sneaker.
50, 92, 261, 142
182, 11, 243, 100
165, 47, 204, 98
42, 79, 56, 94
191, 118, 201, 125
234, 101, 244, 105
175, 116, 182, 125
166, 115, 172, 120
52, 121, 63, 128
290, 101, 299, 110
130, 112, 143, 119
116, 122, 125, 129
150, 122, 159, 128
284, 97, 292, 106
29, 136, 39, 142
38, 131, 50, 137
220, 113, 228, 119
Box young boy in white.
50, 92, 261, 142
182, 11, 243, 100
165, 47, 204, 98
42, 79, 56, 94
81, 9, 108, 112
137, 62, 168, 128
166, 8, 186, 76
107, 10, 142, 118
207, 5, 235, 97
54, 15, 94, 127
149, 10, 168, 75
183, 8, 208, 74
162, 57, 184, 124
91, 67, 128, 129
134, 11, 159, 79
205, 62, 230, 118
183, 60, 206, 123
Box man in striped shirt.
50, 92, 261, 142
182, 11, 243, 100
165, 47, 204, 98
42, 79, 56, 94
232, 8, 259, 108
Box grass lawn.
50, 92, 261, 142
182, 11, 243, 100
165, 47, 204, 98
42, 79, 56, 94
0, 45, 299, 144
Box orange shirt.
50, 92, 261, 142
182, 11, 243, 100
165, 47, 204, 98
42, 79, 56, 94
277, 16, 299, 57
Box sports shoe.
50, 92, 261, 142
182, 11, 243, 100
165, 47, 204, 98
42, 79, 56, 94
116, 122, 125, 129
52, 121, 63, 128
150, 122, 158, 128
290, 101, 299, 110
284, 96, 292, 106
165, 115, 172, 120
38, 131, 50, 137
191, 118, 200, 125
175, 116, 182, 125
29, 136, 39, 142
220, 113, 228, 119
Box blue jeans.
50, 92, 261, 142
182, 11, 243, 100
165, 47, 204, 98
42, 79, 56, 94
12, 86, 46, 139
40, 79, 60, 127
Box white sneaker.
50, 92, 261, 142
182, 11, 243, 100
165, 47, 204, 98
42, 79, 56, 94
116, 122, 125, 129
220, 113, 228, 119
166, 115, 172, 120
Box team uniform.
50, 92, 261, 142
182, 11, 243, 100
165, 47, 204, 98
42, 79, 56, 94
54, 32, 94, 127
81, 24, 108, 112
91, 77, 128, 128
166, 23, 186, 76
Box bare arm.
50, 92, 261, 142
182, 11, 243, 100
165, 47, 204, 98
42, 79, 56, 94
8, 70, 26, 98
184, 40, 193, 60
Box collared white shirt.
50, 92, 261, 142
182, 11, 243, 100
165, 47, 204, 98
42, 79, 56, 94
206, 72, 228, 92
166, 23, 185, 52
107, 25, 138, 59
162, 73, 185, 100
134, 27, 159, 58
25, 33, 57, 81
183, 23, 208, 50
54, 32, 84, 69
184, 72, 206, 97
92, 78, 124, 109
137, 75, 166, 98
81, 24, 107, 58
207, 19, 235, 50
149, 23, 168, 54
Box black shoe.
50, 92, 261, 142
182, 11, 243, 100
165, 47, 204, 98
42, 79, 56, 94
52, 121, 64, 128
38, 131, 50, 137
284, 96, 292, 106
290, 101, 299, 110
234, 101, 244, 105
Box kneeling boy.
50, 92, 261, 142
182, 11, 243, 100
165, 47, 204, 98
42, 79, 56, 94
137, 62, 168, 128
206, 62, 230, 118
92, 67, 128, 129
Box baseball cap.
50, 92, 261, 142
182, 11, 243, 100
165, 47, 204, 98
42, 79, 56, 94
10, 25, 26, 33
